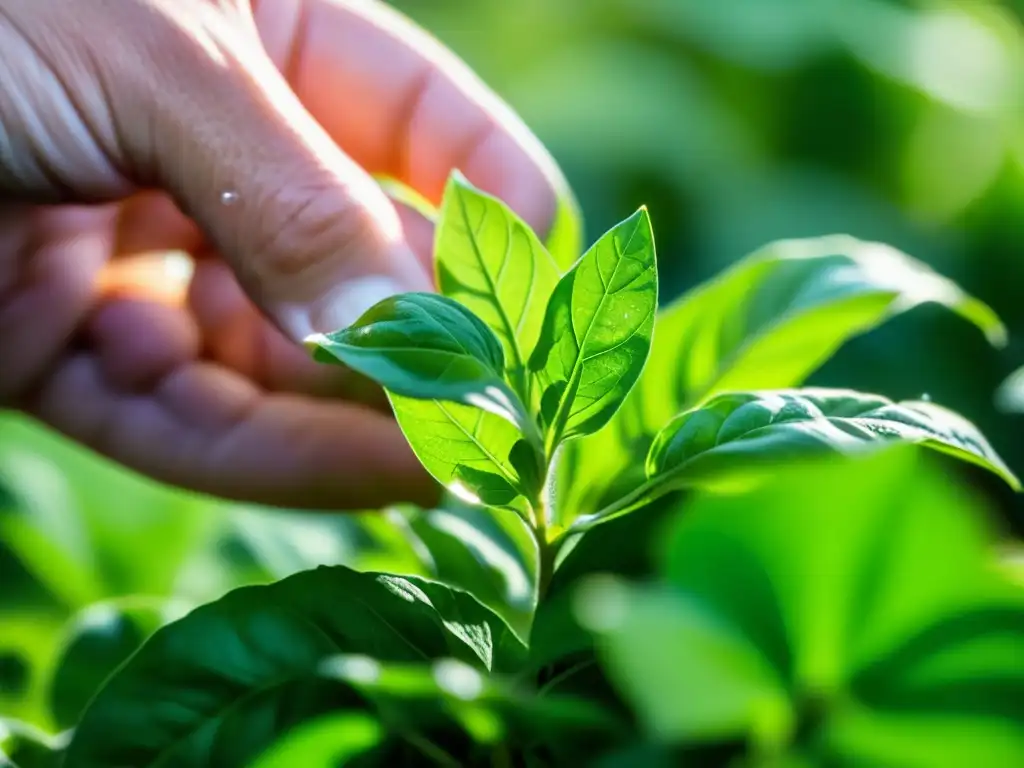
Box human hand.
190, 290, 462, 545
0, 0, 570, 510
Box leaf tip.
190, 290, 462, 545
302, 332, 329, 353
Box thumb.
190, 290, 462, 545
118, 5, 431, 342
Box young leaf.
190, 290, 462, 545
578, 389, 1019, 531
389, 394, 541, 508
435, 173, 562, 396
63, 566, 524, 768
529, 208, 658, 450
307, 293, 532, 433
625, 235, 1007, 440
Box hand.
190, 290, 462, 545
0, 0, 569, 510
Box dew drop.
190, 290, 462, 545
219, 190, 239, 206
920, 393, 932, 402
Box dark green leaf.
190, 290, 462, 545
579, 388, 1019, 529
48, 597, 190, 730
318, 655, 621, 760
0, 720, 67, 768
307, 292, 531, 433
63, 566, 514, 768
624, 235, 1007, 439
247, 713, 381, 768
529, 208, 657, 448
435, 173, 561, 397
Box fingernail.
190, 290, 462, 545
276, 274, 410, 342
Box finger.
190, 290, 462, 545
28, 347, 438, 510
0, 205, 111, 405
87, 1, 432, 341
186, 258, 387, 406
252, 0, 571, 236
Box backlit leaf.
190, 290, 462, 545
435, 173, 561, 398
529, 209, 657, 449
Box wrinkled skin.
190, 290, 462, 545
0, 0, 568, 509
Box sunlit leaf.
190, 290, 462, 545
389, 395, 540, 509
435, 173, 561, 398
530, 208, 657, 449
307, 293, 532, 434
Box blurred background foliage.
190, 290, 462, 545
4, 0, 1024, 738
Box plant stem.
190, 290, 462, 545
549, 478, 659, 545
528, 495, 557, 601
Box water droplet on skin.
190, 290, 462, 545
219, 190, 239, 206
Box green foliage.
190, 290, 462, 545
3, 169, 1023, 766
576, 447, 1024, 765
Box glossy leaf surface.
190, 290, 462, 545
64, 566, 516, 768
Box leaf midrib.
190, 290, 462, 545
435, 401, 520, 489
548, 215, 645, 446
457, 192, 525, 374
140, 600, 436, 768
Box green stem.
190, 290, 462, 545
550, 477, 662, 546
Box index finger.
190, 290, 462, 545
252, 0, 573, 241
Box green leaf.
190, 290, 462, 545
47, 597, 190, 730
407, 503, 537, 656
651, 388, 1016, 489
63, 566, 515, 768
0, 443, 104, 610
435, 173, 562, 397
545, 182, 584, 272
609, 445, 1024, 759
318, 655, 621, 760
529, 208, 658, 449
247, 713, 381, 768
307, 292, 532, 434
580, 388, 1019, 529
625, 235, 1007, 438
375, 174, 438, 223
821, 709, 1024, 768
574, 579, 793, 747
390, 394, 540, 508
0, 720, 67, 768
0, 412, 219, 608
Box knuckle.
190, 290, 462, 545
245, 178, 384, 285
